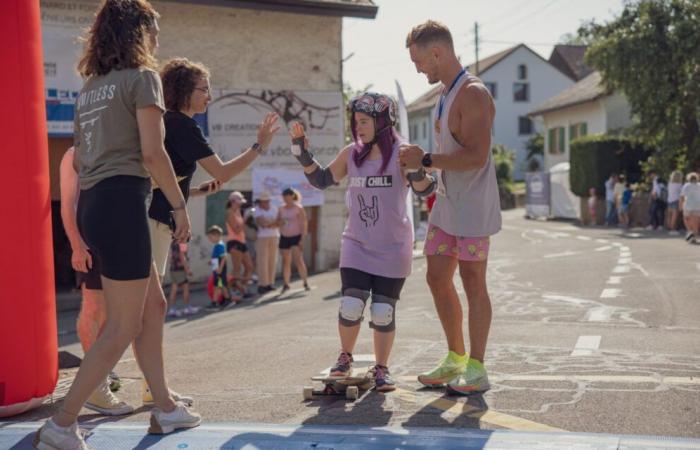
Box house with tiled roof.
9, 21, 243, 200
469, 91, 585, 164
528, 71, 633, 171
407, 44, 575, 180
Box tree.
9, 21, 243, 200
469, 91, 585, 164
580, 0, 700, 175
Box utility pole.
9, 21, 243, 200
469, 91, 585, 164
474, 22, 480, 75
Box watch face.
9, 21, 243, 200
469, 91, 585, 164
422, 153, 432, 167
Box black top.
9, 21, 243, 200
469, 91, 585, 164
148, 111, 215, 225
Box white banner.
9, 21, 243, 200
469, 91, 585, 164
252, 168, 324, 207
40, 1, 95, 135
207, 89, 345, 178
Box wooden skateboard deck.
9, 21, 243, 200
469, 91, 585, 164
304, 365, 373, 401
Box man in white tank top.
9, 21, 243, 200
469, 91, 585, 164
400, 20, 501, 395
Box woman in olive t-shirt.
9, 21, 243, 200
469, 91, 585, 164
36, 2, 198, 448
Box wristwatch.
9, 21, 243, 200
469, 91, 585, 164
252, 142, 262, 153
421, 152, 433, 168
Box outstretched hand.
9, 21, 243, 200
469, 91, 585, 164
289, 122, 310, 155
257, 112, 281, 151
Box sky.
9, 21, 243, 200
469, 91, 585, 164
342, 0, 625, 104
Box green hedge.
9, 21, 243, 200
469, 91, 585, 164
569, 135, 651, 197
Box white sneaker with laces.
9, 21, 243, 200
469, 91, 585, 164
142, 380, 194, 407
85, 379, 134, 416
148, 402, 202, 434
33, 419, 90, 450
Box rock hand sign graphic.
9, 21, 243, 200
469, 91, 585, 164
358, 194, 379, 227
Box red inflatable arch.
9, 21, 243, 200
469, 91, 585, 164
0, 0, 59, 417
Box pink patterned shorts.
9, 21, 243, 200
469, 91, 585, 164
423, 224, 490, 262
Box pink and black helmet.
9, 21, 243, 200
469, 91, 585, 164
347, 92, 397, 126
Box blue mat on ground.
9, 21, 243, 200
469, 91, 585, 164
1, 422, 699, 449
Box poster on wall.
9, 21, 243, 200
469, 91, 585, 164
252, 168, 324, 207
207, 89, 345, 175
40, 1, 95, 136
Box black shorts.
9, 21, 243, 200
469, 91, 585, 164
227, 240, 248, 253
75, 250, 103, 290
340, 267, 405, 299
279, 235, 302, 249
77, 176, 151, 281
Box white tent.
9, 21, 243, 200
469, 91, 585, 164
549, 162, 580, 219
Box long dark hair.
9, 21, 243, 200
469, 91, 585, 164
350, 113, 401, 174
77, 0, 159, 77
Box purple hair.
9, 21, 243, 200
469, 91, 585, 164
350, 113, 402, 174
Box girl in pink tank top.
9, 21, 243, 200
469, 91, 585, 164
288, 92, 414, 393
278, 188, 309, 293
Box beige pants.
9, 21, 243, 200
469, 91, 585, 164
149, 218, 172, 278
255, 236, 279, 286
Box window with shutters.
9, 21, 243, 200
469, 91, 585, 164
548, 127, 566, 154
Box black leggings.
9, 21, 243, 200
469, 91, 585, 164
340, 267, 405, 299
77, 176, 151, 281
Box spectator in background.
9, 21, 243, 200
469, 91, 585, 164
649, 178, 668, 230
680, 172, 700, 243
614, 174, 626, 226
588, 187, 598, 226
254, 192, 280, 293
619, 182, 633, 228
666, 170, 683, 235
167, 241, 197, 317
225, 191, 253, 296
647, 171, 659, 229
243, 199, 259, 283
207, 225, 233, 309
278, 188, 310, 294
605, 173, 618, 226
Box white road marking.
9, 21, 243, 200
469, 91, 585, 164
543, 250, 581, 258
600, 288, 622, 299
613, 265, 631, 274
594, 246, 613, 252
618, 257, 632, 264
570, 335, 601, 356
625, 232, 642, 238
595, 239, 609, 244
612, 242, 623, 247
576, 236, 592, 241
631, 262, 650, 277
542, 294, 588, 305
620, 246, 630, 251
586, 306, 615, 322
607, 276, 622, 285
619, 251, 631, 258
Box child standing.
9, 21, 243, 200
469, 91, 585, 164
620, 183, 633, 228
206, 225, 233, 309
167, 241, 198, 317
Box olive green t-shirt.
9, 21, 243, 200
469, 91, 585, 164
73, 67, 165, 190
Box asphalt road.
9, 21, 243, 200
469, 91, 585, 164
9, 208, 700, 442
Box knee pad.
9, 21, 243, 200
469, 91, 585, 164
369, 294, 397, 332
338, 288, 369, 326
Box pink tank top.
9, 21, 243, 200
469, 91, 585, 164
226, 209, 245, 243
280, 205, 303, 237
340, 140, 413, 279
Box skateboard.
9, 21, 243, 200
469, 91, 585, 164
303, 366, 373, 401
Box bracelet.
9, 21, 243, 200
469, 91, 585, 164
252, 142, 263, 153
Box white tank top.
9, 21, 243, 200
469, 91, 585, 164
429, 74, 502, 237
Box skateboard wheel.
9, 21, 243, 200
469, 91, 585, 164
303, 386, 313, 401
346, 386, 359, 400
